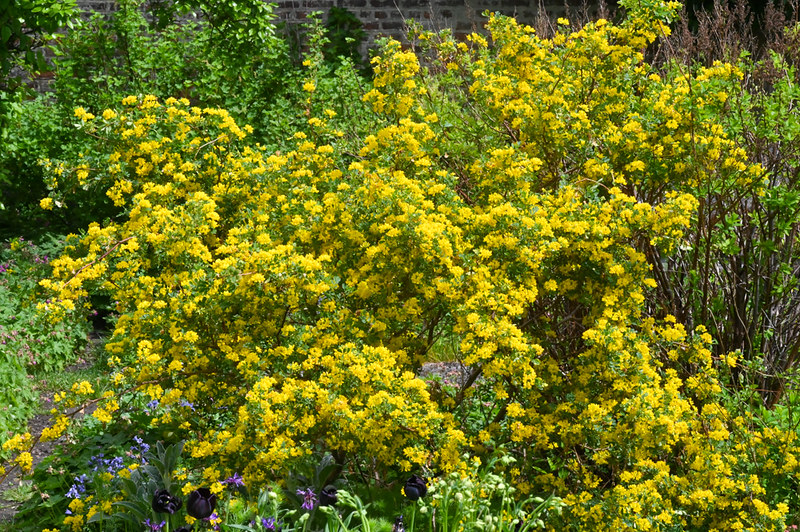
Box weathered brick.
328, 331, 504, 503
382, 20, 407, 29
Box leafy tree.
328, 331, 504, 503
0, 0, 77, 91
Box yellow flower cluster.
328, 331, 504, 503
14, 0, 793, 528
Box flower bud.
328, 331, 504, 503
152, 488, 183, 514
186, 487, 217, 519
403, 474, 428, 501
320, 486, 338, 507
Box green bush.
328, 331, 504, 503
5, 1, 800, 530
0, 236, 89, 435
0, 0, 375, 238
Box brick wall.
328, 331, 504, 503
75, 0, 589, 54
273, 0, 574, 51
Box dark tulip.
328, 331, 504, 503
392, 515, 405, 532
403, 475, 427, 501
320, 486, 338, 507
152, 488, 183, 514
186, 487, 217, 519
175, 527, 193, 532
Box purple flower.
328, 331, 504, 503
403, 475, 427, 501
187, 487, 217, 519
65, 474, 88, 499
106, 456, 124, 472
143, 519, 166, 531
261, 517, 278, 530
133, 435, 150, 454
145, 399, 160, 414
297, 488, 317, 511
223, 472, 245, 487
152, 488, 183, 514
320, 486, 338, 507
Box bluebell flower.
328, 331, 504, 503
66, 474, 88, 499
106, 456, 124, 472
133, 435, 150, 454
145, 399, 160, 414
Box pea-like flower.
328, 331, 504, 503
152, 488, 183, 514
187, 487, 217, 519
403, 475, 427, 501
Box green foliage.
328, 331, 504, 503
0, 96, 84, 238
0, 0, 77, 84
404, 453, 565, 532
0, 236, 89, 435
0, 343, 36, 437
6, 2, 800, 531
11, 428, 139, 529
0, 0, 375, 237
23, 2, 796, 527
645, 42, 800, 407
324, 7, 367, 69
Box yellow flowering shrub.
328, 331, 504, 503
8, 0, 798, 529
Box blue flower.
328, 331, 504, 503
65, 474, 88, 499
261, 517, 280, 530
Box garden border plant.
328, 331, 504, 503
5, 0, 800, 529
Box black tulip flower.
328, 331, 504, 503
175, 527, 193, 532
152, 488, 183, 514
320, 485, 338, 507
186, 487, 217, 519
403, 475, 427, 501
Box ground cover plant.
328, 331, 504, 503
4, 0, 800, 530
